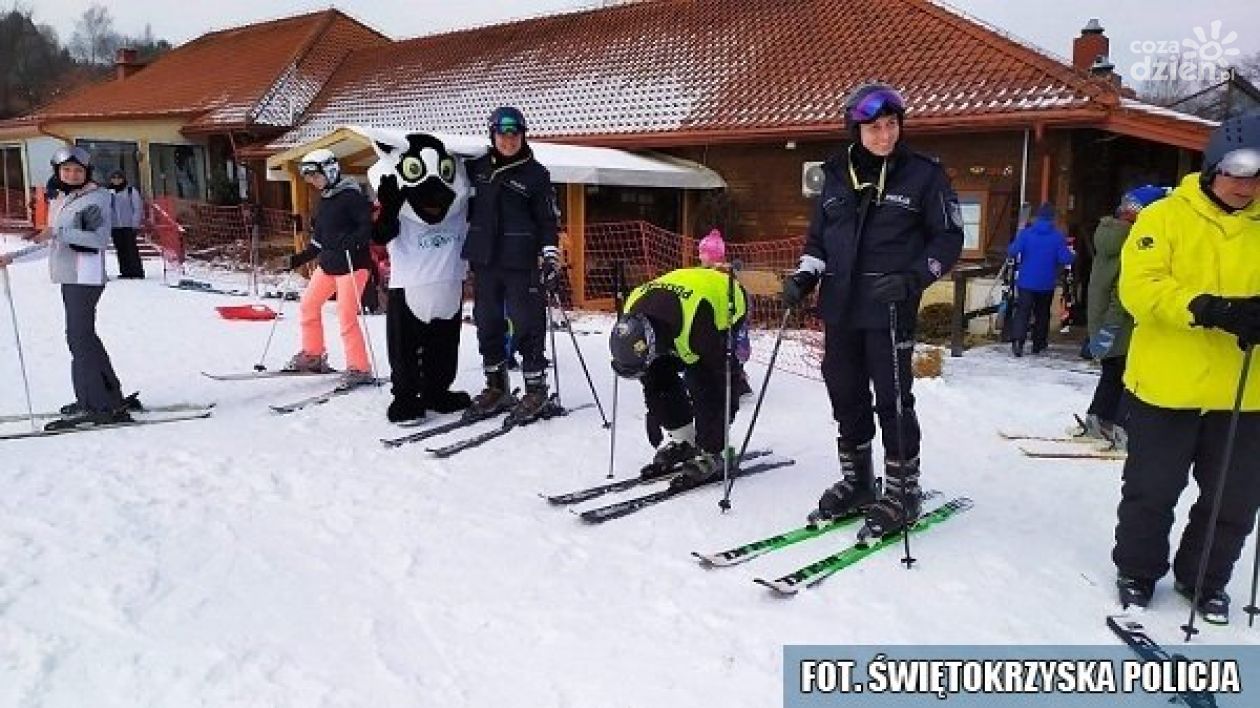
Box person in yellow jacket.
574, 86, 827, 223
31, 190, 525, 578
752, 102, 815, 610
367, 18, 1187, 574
609, 266, 749, 490
1112, 114, 1260, 624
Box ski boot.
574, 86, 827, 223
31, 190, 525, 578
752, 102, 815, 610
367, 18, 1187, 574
667, 449, 723, 491
59, 391, 143, 416
1116, 574, 1155, 610
387, 396, 426, 424
507, 370, 554, 425
463, 362, 514, 422
807, 439, 876, 527
427, 389, 472, 414
640, 423, 700, 480
44, 407, 133, 432
1174, 581, 1230, 625
337, 369, 376, 390
858, 457, 923, 541
282, 351, 333, 373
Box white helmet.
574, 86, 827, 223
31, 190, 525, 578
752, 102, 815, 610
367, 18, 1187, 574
299, 148, 340, 183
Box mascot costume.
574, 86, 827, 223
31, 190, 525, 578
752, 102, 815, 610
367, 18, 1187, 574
358, 128, 475, 423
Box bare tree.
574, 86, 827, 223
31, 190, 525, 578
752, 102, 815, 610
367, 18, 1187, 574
69, 3, 120, 65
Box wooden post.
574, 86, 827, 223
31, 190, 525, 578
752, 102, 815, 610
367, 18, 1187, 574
565, 182, 586, 307
287, 165, 307, 254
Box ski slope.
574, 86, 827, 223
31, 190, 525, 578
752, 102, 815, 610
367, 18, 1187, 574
2, 243, 1257, 706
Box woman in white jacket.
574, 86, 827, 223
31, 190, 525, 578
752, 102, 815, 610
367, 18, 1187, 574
0, 146, 130, 430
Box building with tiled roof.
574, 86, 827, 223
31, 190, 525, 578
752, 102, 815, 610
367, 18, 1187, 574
0, 9, 386, 208
1, 0, 1218, 264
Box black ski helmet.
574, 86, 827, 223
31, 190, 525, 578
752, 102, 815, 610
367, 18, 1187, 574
489, 106, 528, 136
1201, 114, 1260, 180
843, 82, 906, 132
609, 312, 658, 379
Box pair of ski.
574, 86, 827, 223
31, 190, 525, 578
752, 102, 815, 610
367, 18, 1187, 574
999, 430, 1126, 460
380, 397, 594, 457
693, 494, 973, 595
0, 404, 216, 441
200, 369, 382, 414
556, 452, 798, 524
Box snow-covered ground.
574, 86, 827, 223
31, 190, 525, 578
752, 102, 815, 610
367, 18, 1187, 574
1, 239, 1257, 707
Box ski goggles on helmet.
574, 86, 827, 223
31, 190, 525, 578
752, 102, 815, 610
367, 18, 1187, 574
491, 118, 523, 135
846, 88, 906, 124
50, 145, 92, 168
1216, 148, 1260, 179
298, 162, 323, 176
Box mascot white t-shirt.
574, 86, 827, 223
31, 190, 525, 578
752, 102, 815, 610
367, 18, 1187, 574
361, 128, 471, 322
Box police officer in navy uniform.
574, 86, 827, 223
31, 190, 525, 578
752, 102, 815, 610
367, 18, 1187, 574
782, 82, 964, 537
461, 106, 563, 424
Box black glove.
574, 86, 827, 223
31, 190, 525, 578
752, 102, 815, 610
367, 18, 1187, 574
74, 204, 103, 231
540, 250, 561, 294
870, 272, 919, 304
375, 174, 404, 220
781, 271, 819, 307
1189, 294, 1260, 347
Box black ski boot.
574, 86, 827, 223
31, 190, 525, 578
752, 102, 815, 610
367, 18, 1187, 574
463, 363, 513, 421
859, 457, 923, 540
507, 370, 553, 425
807, 439, 875, 526
667, 449, 722, 491
45, 407, 133, 432
1116, 574, 1155, 610
1174, 581, 1230, 625
60, 391, 142, 416
640, 424, 700, 479
387, 396, 426, 424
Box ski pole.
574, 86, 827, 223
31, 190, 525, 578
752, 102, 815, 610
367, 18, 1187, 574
1, 268, 37, 431
1182, 344, 1254, 642
550, 290, 608, 426
254, 269, 293, 372
718, 260, 740, 512
345, 251, 381, 382
888, 302, 917, 569
607, 262, 626, 479
546, 294, 562, 407
734, 307, 792, 462
1245, 509, 1260, 628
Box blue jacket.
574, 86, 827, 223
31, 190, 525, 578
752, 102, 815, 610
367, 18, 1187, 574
1008, 217, 1074, 292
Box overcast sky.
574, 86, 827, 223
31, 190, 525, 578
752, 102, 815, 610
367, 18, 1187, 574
26, 0, 1260, 83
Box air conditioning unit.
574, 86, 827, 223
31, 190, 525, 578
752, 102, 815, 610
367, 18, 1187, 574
801, 161, 826, 197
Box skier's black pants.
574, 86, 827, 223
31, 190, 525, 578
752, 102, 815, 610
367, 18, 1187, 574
822, 324, 919, 461
640, 356, 737, 454
110, 227, 145, 278
385, 288, 461, 402
472, 265, 547, 373
62, 284, 124, 412
1010, 288, 1054, 350
1087, 356, 1127, 423
1112, 393, 1260, 591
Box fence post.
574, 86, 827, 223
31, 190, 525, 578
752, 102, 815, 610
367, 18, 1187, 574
951, 272, 967, 357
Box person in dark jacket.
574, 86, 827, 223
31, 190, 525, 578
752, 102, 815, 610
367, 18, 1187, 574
280, 149, 375, 388
609, 267, 749, 490
781, 82, 964, 538
107, 169, 146, 278
1075, 185, 1168, 447
1006, 203, 1075, 356
461, 106, 562, 424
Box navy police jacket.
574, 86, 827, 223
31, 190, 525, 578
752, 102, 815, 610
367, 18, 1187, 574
802, 142, 964, 328
461, 146, 559, 270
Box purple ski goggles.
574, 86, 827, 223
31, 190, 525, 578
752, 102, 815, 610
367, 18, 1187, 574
846, 88, 906, 124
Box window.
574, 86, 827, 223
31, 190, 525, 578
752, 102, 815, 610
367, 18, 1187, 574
956, 192, 988, 257
75, 139, 141, 188
149, 143, 207, 200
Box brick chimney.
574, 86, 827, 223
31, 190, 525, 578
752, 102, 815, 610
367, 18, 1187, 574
1072, 19, 1108, 73
115, 47, 141, 80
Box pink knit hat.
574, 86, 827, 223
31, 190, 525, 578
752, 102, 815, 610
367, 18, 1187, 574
698, 229, 726, 265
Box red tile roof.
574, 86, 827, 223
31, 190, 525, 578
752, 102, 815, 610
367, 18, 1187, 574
31, 10, 387, 130
274, 0, 1127, 150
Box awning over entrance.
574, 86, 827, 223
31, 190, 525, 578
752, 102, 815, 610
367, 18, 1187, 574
265, 126, 726, 189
